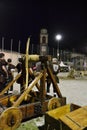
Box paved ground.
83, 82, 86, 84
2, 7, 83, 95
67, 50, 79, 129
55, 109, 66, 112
13, 74, 87, 107
56, 78, 87, 106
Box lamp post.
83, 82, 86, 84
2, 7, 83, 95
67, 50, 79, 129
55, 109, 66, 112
56, 34, 62, 58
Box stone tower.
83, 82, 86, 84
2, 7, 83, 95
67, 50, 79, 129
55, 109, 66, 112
40, 29, 48, 55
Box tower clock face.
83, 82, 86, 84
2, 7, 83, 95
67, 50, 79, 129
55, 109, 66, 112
40, 45, 47, 56
41, 45, 47, 52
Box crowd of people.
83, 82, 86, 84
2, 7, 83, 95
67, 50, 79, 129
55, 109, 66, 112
0, 52, 19, 92
0, 53, 35, 93
0, 52, 60, 96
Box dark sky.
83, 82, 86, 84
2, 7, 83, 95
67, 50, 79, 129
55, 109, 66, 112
0, 1, 87, 54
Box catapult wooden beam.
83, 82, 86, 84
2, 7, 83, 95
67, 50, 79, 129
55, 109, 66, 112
13, 72, 43, 107
0, 73, 21, 96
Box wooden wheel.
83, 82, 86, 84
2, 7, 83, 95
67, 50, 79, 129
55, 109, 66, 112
48, 97, 61, 110
0, 107, 22, 130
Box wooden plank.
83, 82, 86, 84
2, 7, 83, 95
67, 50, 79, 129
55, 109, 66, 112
46, 104, 71, 120
45, 104, 81, 130
60, 115, 82, 130
60, 107, 87, 129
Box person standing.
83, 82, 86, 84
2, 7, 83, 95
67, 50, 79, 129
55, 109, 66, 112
47, 58, 60, 93
16, 58, 23, 93
0, 53, 8, 91
7, 58, 16, 91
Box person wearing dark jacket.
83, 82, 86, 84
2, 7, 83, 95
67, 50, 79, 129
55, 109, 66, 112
16, 58, 24, 93
7, 58, 16, 91
47, 58, 60, 93
0, 53, 8, 91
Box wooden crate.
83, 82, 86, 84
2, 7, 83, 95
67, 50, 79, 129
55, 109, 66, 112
60, 106, 87, 130
44, 104, 80, 130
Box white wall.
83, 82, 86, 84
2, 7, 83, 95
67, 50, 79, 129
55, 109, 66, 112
0, 50, 22, 66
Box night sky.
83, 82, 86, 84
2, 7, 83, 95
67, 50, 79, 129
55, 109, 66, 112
0, 1, 87, 54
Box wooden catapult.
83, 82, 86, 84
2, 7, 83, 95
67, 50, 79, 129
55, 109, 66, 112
0, 38, 66, 130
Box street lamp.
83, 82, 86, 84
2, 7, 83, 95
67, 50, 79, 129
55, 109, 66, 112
56, 34, 62, 58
